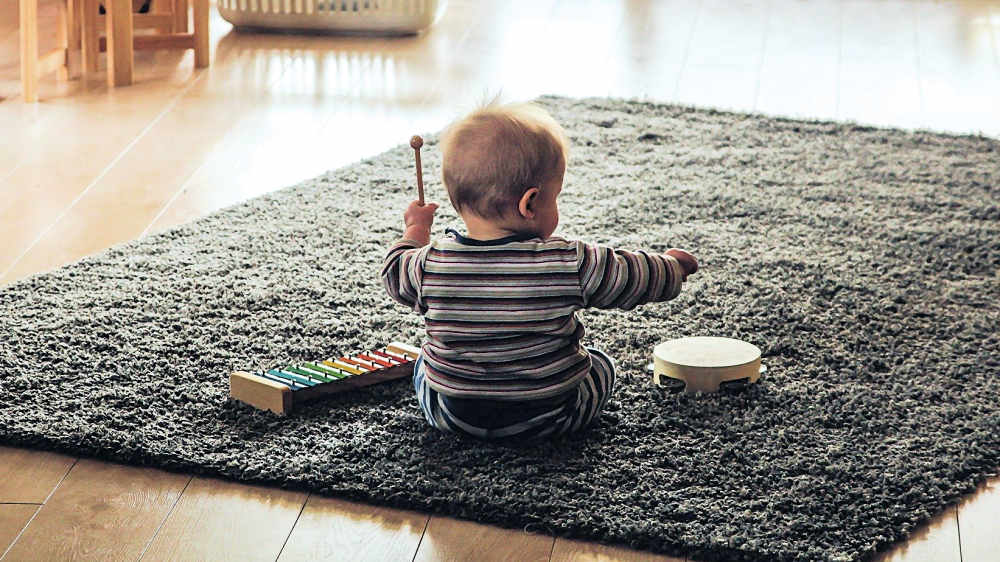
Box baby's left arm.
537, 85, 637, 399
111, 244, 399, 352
577, 243, 693, 310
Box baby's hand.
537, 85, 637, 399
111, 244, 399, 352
404, 200, 439, 232
665, 248, 698, 280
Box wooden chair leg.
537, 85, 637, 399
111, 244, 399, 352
64, 0, 82, 79
19, 0, 39, 102
56, 0, 70, 80
193, 0, 209, 68
72, 0, 84, 48
173, 0, 188, 33
81, 0, 100, 75
149, 0, 172, 33
105, 0, 134, 87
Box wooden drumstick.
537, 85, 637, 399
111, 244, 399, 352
410, 135, 425, 206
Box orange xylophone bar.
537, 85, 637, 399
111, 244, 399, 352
229, 342, 421, 415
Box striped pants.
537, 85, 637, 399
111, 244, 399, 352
413, 348, 616, 443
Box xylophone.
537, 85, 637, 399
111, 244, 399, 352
230, 342, 421, 414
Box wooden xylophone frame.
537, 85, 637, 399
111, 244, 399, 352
230, 341, 421, 415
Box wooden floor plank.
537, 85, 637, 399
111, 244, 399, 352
0, 7, 237, 282
277, 495, 428, 562
0, 78, 207, 279
0, 446, 76, 503
143, 36, 409, 236
0, 0, 64, 172
916, 1, 1000, 136
838, 1, 924, 131
412, 515, 554, 562
0, 27, 334, 285
551, 537, 686, 562
0, 99, 47, 178
957, 475, 1000, 562
0, 504, 40, 556
3, 459, 189, 561
873, 506, 961, 562
139, 476, 307, 561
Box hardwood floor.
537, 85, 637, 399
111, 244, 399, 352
2, 0, 999, 560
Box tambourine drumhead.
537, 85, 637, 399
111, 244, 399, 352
652, 336, 764, 392
654, 336, 760, 368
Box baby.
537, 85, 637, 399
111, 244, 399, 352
381, 101, 698, 443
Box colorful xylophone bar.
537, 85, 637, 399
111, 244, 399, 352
229, 341, 421, 415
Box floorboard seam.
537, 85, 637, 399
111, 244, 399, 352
409, 514, 432, 562
0, 162, 24, 195
40, 457, 77, 505
545, 534, 556, 562
135, 475, 193, 561
671, 0, 702, 102
955, 505, 964, 562
272, 492, 310, 562
0, 504, 41, 560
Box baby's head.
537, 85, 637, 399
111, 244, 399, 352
440, 102, 568, 239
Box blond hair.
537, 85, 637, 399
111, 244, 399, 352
440, 102, 568, 219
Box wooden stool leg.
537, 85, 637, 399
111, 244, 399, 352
173, 0, 189, 33
71, 0, 83, 49
105, 0, 134, 87
64, 0, 82, 79
193, 0, 209, 68
81, 0, 99, 76
56, 0, 70, 80
148, 0, 172, 33
19, 0, 39, 102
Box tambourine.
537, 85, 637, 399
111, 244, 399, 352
649, 336, 765, 392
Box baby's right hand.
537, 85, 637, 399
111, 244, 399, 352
404, 200, 438, 231
665, 248, 698, 280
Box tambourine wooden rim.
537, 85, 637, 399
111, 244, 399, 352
651, 336, 765, 392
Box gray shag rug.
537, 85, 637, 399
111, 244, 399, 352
2, 97, 998, 562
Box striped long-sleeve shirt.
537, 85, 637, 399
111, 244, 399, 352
381, 228, 686, 400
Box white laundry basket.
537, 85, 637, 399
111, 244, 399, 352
218, 0, 446, 35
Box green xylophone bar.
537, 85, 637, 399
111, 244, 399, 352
229, 342, 421, 415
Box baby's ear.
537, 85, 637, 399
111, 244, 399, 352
518, 187, 540, 219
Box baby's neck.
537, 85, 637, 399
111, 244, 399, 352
462, 213, 531, 241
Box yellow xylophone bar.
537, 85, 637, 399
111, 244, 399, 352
230, 341, 421, 415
